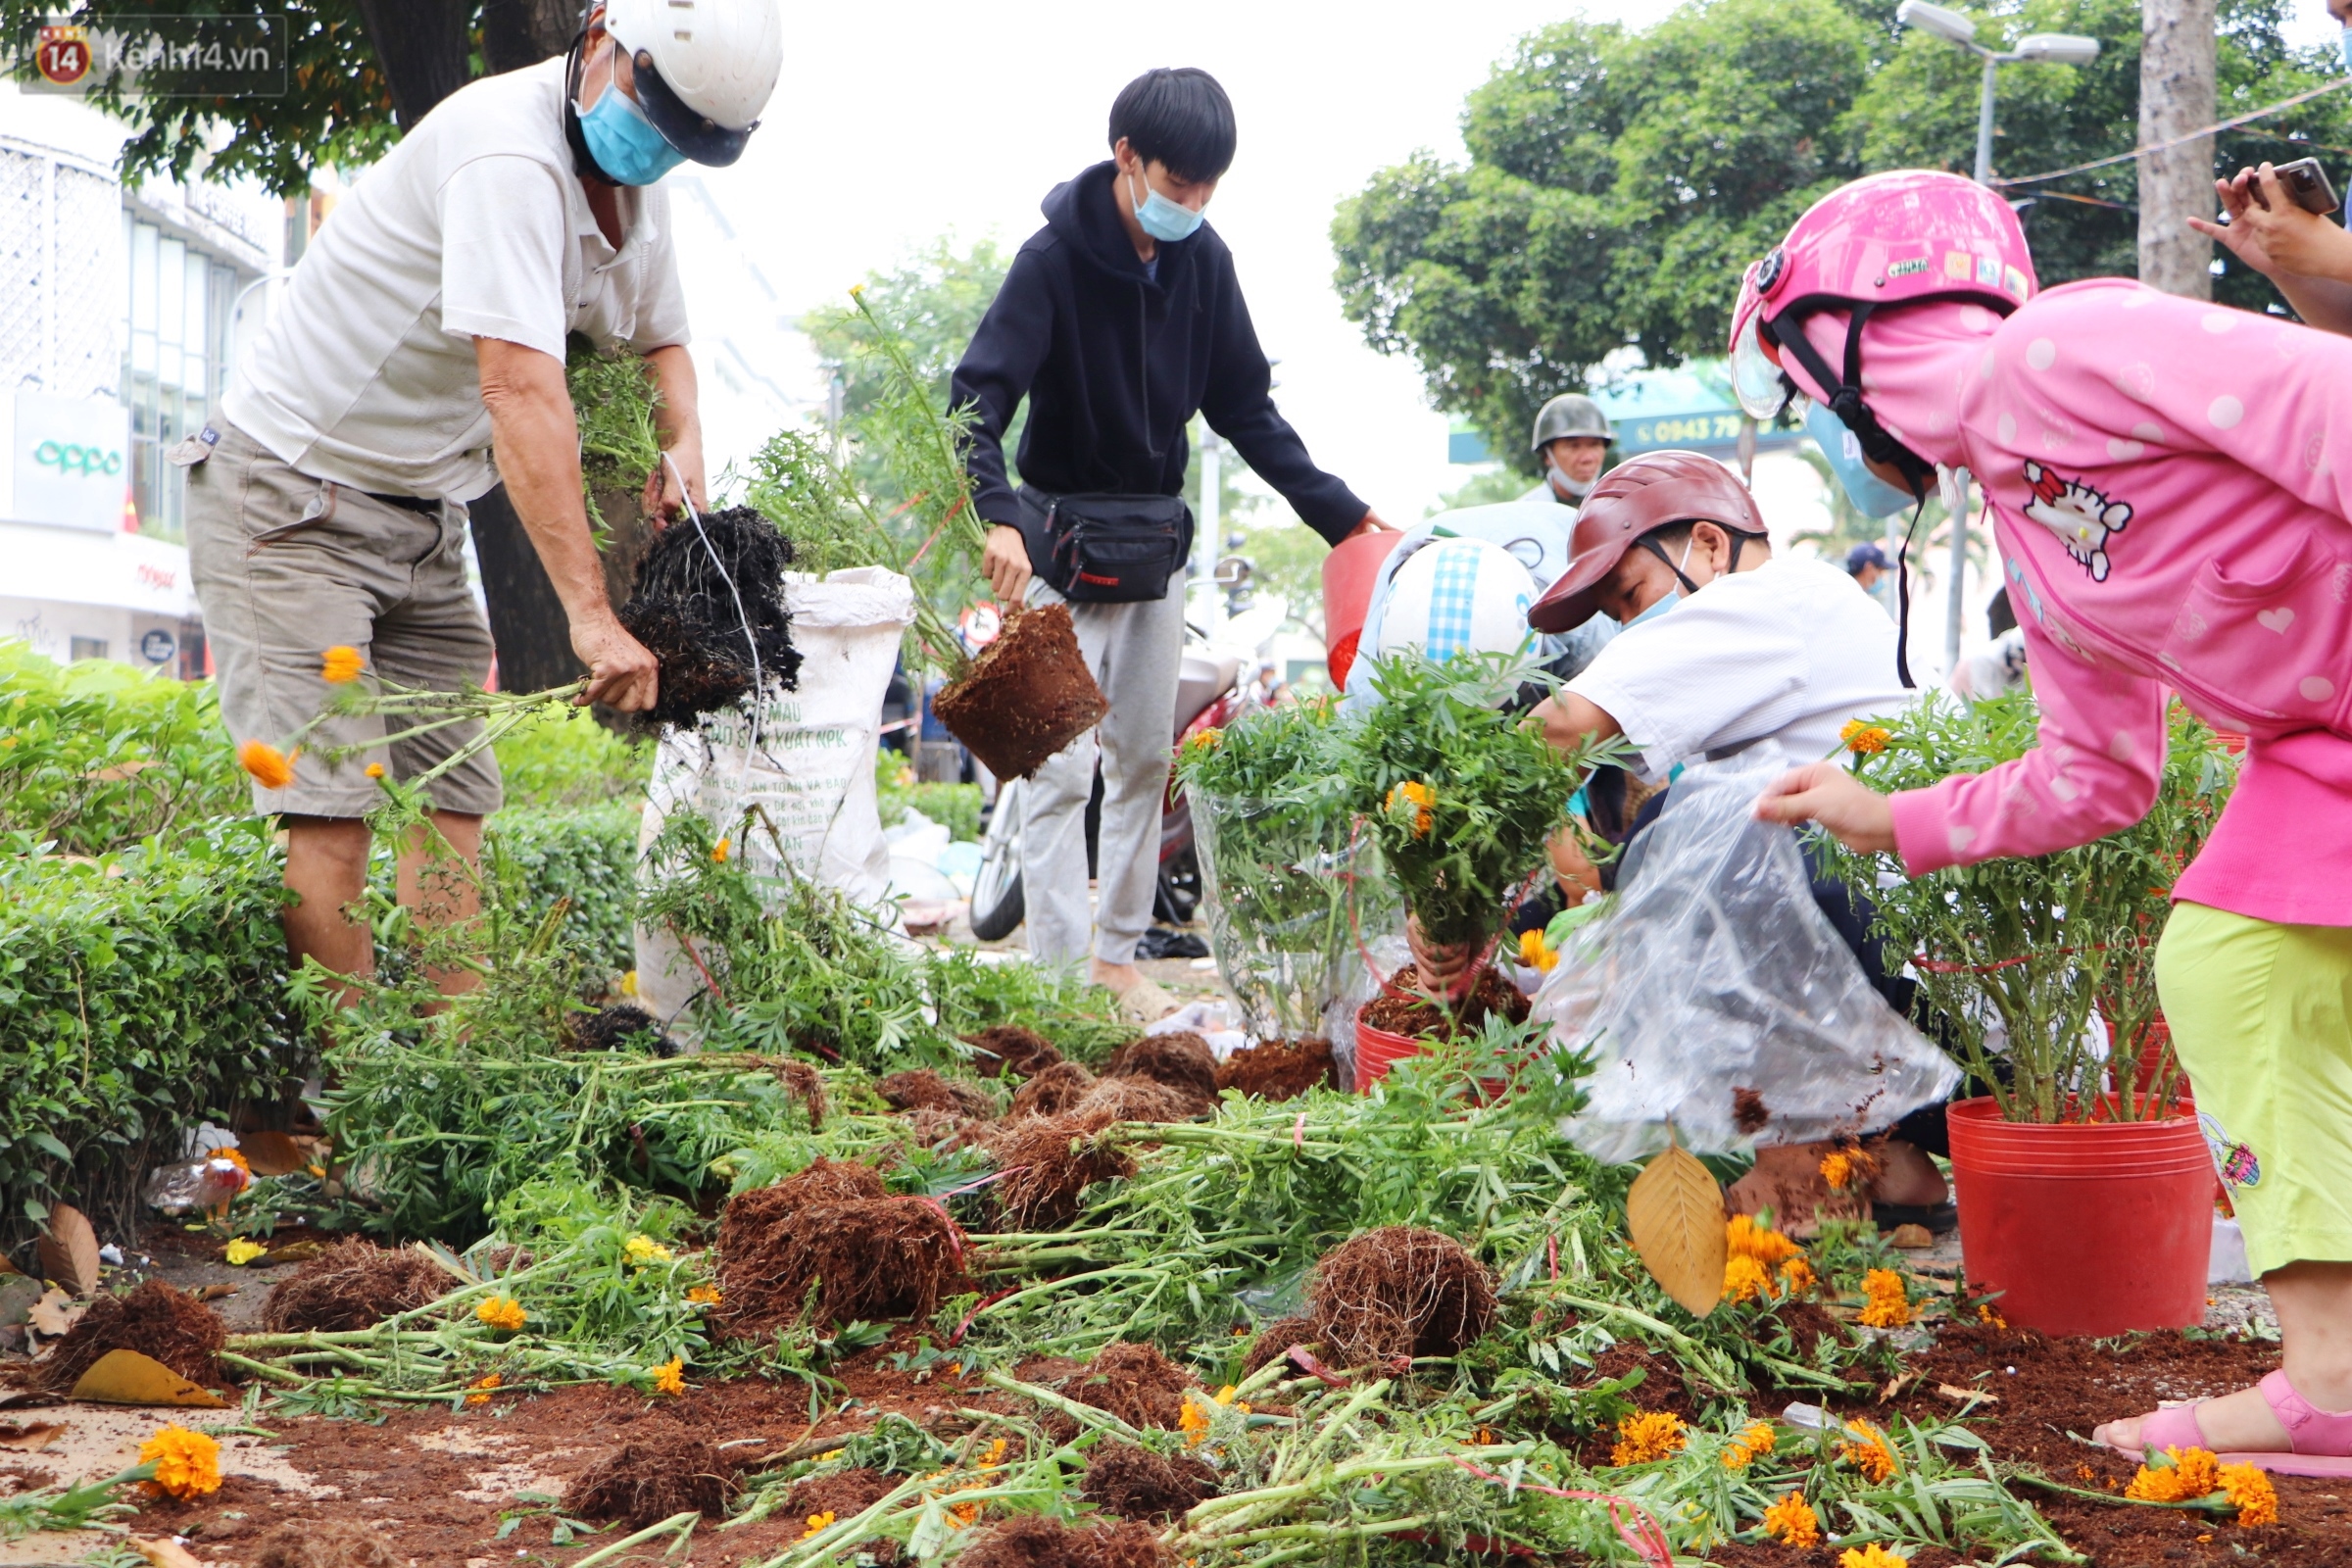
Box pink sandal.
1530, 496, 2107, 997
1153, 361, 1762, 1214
2115, 1370, 2352, 1477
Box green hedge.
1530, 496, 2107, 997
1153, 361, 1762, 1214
484, 805, 641, 986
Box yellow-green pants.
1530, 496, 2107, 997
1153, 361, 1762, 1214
2157, 902, 2352, 1276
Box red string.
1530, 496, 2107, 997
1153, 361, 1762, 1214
904, 492, 972, 574
1546, 1233, 1559, 1282
1284, 1345, 1349, 1388
667, 919, 727, 1009
1293, 1113, 1307, 1152
949, 1286, 1019, 1346
1450, 1460, 1676, 1568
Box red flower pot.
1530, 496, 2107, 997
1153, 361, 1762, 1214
1945, 1096, 2214, 1336
1352, 1004, 1425, 1093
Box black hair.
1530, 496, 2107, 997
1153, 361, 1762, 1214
1108, 68, 1237, 183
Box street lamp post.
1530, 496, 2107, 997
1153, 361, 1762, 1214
1894, 1, 2099, 673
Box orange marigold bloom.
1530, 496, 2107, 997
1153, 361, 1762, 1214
365, 761, 386, 779
466, 1373, 502, 1406
1839, 1419, 1898, 1483
712, 837, 731, 863
802, 1510, 837, 1540
686, 1285, 723, 1305
1723, 1421, 1777, 1470
1727, 1213, 1803, 1266
2127, 1446, 2223, 1502
1178, 1393, 1213, 1446
319, 645, 366, 683
1978, 1302, 2007, 1328
1838, 1546, 1910, 1568
238, 739, 295, 790
1779, 1255, 1816, 1295
653, 1356, 686, 1396
1761, 1492, 1820, 1547
475, 1296, 526, 1332
1518, 927, 1559, 973
1820, 1151, 1856, 1189
2220, 1460, 2278, 1526
1385, 780, 1437, 837
1190, 728, 1222, 752
139, 1424, 222, 1500
1724, 1254, 1774, 1304
1610, 1410, 1687, 1466
1858, 1269, 1914, 1329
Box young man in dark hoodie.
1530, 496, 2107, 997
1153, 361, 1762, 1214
952, 67, 1391, 1018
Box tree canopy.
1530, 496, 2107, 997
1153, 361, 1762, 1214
1335, 0, 2351, 476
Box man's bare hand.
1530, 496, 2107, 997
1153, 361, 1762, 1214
1751, 760, 1898, 853
1406, 912, 1475, 995
982, 524, 1032, 607
640, 436, 709, 524
573, 612, 660, 712
1349, 510, 1400, 537
2190, 164, 2352, 282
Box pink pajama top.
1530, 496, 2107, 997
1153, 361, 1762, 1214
1823, 280, 2352, 925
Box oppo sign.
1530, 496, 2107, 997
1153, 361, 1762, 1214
9, 392, 131, 532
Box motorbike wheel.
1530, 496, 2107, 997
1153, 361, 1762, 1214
969, 780, 1025, 942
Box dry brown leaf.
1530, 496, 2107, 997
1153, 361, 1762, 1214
37, 1204, 101, 1297
28, 1289, 86, 1338
264, 1240, 322, 1265
1878, 1371, 1920, 1403
68, 1348, 229, 1407
189, 1284, 239, 1303
132, 1540, 210, 1568
1936, 1381, 1998, 1404
0, 1420, 65, 1450
237, 1130, 306, 1177
1625, 1142, 1728, 1317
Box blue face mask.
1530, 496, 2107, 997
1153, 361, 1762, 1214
1804, 400, 1918, 518
577, 55, 685, 186
1625, 589, 1679, 627
2340, 24, 2351, 74
1129, 169, 1206, 243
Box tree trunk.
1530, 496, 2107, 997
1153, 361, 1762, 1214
467, 485, 587, 696
482, 0, 581, 74
2138, 0, 2218, 299
348, 0, 473, 129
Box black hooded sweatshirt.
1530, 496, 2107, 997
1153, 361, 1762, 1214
951, 163, 1368, 551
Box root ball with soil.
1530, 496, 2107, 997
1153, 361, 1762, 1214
247, 1520, 400, 1568
566, 1002, 680, 1057
1082, 1439, 1220, 1521
964, 1024, 1064, 1079
931, 605, 1108, 781
31, 1278, 226, 1392
1102, 1031, 1219, 1102
990, 1111, 1134, 1228
1064, 1341, 1200, 1431
561, 1423, 741, 1529
1072, 1075, 1212, 1123
878, 1069, 999, 1119
615, 505, 801, 732
1216, 1036, 1337, 1101
1008, 1059, 1097, 1118
957, 1515, 1167, 1568
263, 1238, 454, 1334
717, 1195, 961, 1334
1306, 1226, 1498, 1365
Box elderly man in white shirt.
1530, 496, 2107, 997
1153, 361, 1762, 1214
181, 0, 780, 1003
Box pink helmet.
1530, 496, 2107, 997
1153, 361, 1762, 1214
1728, 172, 2035, 483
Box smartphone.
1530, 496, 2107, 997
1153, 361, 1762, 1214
2274, 157, 2341, 218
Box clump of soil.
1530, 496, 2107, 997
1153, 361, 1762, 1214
784, 1466, 897, 1523
956, 1515, 1165, 1568
1065, 1342, 1200, 1430
1102, 1032, 1219, 1101
773, 1057, 829, 1130
1731, 1086, 1770, 1134
263, 1238, 452, 1334
932, 604, 1109, 781
718, 1196, 962, 1334
1217, 1038, 1336, 1101
1359, 964, 1529, 1040
991, 1111, 1134, 1227
1305, 1227, 1497, 1366
1073, 1075, 1212, 1123
31, 1278, 226, 1392
899, 1105, 992, 1152
615, 505, 801, 731
1009, 1059, 1097, 1118
567, 1002, 680, 1056
878, 1069, 999, 1119
1082, 1439, 1220, 1521
247, 1520, 400, 1568
1586, 1341, 1704, 1427
561, 1422, 740, 1529
717, 1157, 889, 1258
964, 1024, 1065, 1079
1240, 1315, 1322, 1374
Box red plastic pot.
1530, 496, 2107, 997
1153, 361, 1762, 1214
1944, 1096, 2213, 1336
1353, 1004, 1425, 1093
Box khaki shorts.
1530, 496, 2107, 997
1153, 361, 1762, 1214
183, 417, 503, 818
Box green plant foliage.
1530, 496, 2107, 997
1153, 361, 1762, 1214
566, 334, 664, 502
1823, 694, 2235, 1122
0, 642, 246, 857
492, 708, 650, 812
923, 946, 1132, 1068
482, 806, 641, 988
874, 749, 983, 842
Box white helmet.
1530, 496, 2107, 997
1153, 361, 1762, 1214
1373, 537, 1538, 663
598, 0, 781, 166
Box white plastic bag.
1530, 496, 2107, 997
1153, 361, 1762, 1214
1534, 760, 1959, 1162
635, 567, 914, 1024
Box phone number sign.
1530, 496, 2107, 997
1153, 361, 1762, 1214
1616, 410, 1803, 458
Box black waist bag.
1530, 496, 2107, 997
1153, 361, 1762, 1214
1018, 488, 1193, 604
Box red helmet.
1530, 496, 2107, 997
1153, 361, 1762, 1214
1526, 450, 1765, 633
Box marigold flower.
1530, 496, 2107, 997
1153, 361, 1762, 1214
223, 1239, 267, 1266
238, 739, 295, 790
1722, 1421, 1777, 1470
1761, 1491, 1820, 1546
1820, 1151, 1856, 1189
1726, 1213, 1803, 1265
1725, 1253, 1774, 1304
1978, 1302, 2007, 1328
1177, 1393, 1213, 1446
1386, 779, 1435, 837
1858, 1269, 1914, 1329
319, 645, 366, 684
1190, 727, 1222, 752
366, 761, 386, 779
712, 837, 731, 863
1779, 1255, 1816, 1295
1838, 1546, 1910, 1568
1839, 1419, 1898, 1483
466, 1373, 502, 1406
1518, 927, 1559, 973
624, 1234, 674, 1266
1610, 1410, 1687, 1466
139, 1424, 222, 1500
653, 1356, 685, 1396
2220, 1460, 2278, 1526
475, 1296, 526, 1332
802, 1510, 837, 1539
2127, 1446, 2223, 1502
686, 1285, 723, 1305
1843, 725, 1890, 756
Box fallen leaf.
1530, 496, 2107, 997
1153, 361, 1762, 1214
1625, 1141, 1728, 1317
189, 1284, 239, 1303
1887, 1223, 1936, 1250
1878, 1371, 1920, 1403
37, 1204, 102, 1297
68, 1348, 228, 1407
264, 1240, 322, 1265
236, 1130, 306, 1177
1936, 1381, 1998, 1405
132, 1541, 209, 1568
0, 1420, 65, 1450
0, 1391, 62, 1410
28, 1289, 87, 1338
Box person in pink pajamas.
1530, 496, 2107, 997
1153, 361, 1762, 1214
1729, 170, 2352, 1474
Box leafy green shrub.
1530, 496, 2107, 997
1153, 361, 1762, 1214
0, 642, 245, 856
484, 805, 641, 986
872, 747, 981, 841
492, 709, 650, 812
0, 819, 301, 1240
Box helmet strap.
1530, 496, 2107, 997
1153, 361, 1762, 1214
1891, 492, 1930, 690
1765, 305, 1936, 497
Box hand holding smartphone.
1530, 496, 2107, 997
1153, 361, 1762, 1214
2247, 157, 2341, 218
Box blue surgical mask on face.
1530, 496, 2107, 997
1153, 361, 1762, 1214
2340, 24, 2351, 74
1625, 589, 1680, 627
1804, 400, 1918, 518
577, 54, 685, 186
1128, 169, 1205, 242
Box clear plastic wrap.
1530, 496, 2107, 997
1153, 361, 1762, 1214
1533, 760, 1960, 1162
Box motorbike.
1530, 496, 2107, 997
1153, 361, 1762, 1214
967, 625, 1252, 943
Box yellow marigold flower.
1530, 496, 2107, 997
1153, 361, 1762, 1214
1844, 725, 1891, 756
466, 1373, 502, 1406
238, 739, 295, 790
1730, 1421, 1775, 1464
1610, 1410, 1687, 1466
1780, 1255, 1816, 1295
686, 1285, 723, 1305
1839, 1420, 1898, 1483
319, 645, 366, 684
1978, 1302, 2007, 1327
980, 1438, 1007, 1468
1386, 779, 1435, 837
365, 761, 386, 779
849, 282, 865, 298
223, 1239, 267, 1266
712, 837, 731, 863
817, 1448, 844, 1461
1726, 1213, 1802, 1265
624, 1234, 674, 1266
1858, 1269, 1914, 1329
1190, 727, 1221, 752
2127, 1446, 2223, 1503
802, 1510, 837, 1540
653, 1356, 685, 1396
1820, 1151, 1856, 1190
1518, 927, 1559, 973
1724, 1253, 1774, 1304
2220, 1460, 2278, 1526
475, 1296, 526, 1332
1178, 1393, 1212, 1446
1838, 1546, 1910, 1568
1762, 1491, 1821, 1547
139, 1424, 222, 1500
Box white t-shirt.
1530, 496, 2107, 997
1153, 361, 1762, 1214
224, 57, 690, 503
1566, 554, 1913, 783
